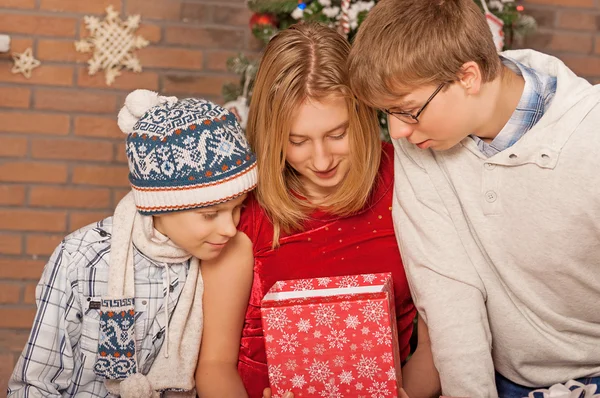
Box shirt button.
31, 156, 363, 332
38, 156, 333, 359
485, 191, 497, 203
484, 163, 495, 170
156, 330, 163, 339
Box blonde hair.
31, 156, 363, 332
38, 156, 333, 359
348, 0, 502, 109
246, 22, 381, 246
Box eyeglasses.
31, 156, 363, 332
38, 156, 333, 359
384, 82, 446, 124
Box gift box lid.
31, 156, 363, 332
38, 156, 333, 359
262, 273, 393, 308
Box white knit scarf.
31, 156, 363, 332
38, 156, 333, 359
96, 193, 203, 397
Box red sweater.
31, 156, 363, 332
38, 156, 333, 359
237, 143, 416, 397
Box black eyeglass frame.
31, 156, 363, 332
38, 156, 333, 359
384, 82, 446, 124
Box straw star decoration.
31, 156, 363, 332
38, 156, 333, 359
75, 5, 149, 86
11, 48, 41, 79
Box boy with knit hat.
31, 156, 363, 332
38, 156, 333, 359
349, 0, 600, 397
8, 90, 257, 397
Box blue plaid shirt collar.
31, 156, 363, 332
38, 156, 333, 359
471, 56, 557, 157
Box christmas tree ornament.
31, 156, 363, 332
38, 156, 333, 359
481, 0, 505, 51
250, 13, 278, 29
338, 0, 351, 36
75, 6, 149, 86
11, 47, 41, 78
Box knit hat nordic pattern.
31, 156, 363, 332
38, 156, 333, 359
117, 89, 257, 215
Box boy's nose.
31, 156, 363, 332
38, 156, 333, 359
388, 115, 416, 140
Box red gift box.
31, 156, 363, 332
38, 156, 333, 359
261, 273, 402, 398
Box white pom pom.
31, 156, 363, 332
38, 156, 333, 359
125, 89, 161, 118
119, 373, 154, 398
118, 106, 140, 134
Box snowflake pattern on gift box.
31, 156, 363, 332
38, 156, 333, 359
317, 277, 332, 287
279, 333, 300, 353
297, 318, 312, 333
326, 329, 349, 350
354, 355, 380, 380
291, 374, 307, 389
339, 370, 354, 385
269, 364, 286, 386
360, 301, 386, 323
367, 381, 389, 398
345, 314, 360, 329
337, 275, 360, 288
293, 279, 315, 291
321, 380, 342, 398
312, 304, 339, 328
308, 359, 333, 383
265, 308, 291, 331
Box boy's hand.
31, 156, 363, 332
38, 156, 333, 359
263, 387, 293, 398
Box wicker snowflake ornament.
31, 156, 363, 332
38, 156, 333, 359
75, 6, 149, 86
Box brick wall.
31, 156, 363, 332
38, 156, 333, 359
0, 0, 257, 391
522, 0, 600, 82
0, 0, 599, 393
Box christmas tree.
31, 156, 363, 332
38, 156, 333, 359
223, 0, 536, 136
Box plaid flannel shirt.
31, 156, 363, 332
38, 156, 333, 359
471, 56, 558, 157
7, 217, 189, 398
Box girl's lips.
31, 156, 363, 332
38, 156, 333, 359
314, 165, 338, 179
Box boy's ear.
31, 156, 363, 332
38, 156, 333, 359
457, 61, 483, 95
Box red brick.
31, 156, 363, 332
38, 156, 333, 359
0, 112, 70, 135
114, 142, 127, 163
0, 38, 33, 64
138, 47, 203, 70
0, 308, 37, 329
0, 87, 31, 109
26, 234, 64, 256
0, 14, 77, 37
0, 233, 22, 255
163, 74, 238, 96
77, 68, 159, 91
0, 258, 45, 280
549, 32, 593, 53
126, 0, 181, 20
165, 26, 245, 49
557, 10, 598, 30
595, 37, 600, 54
0, 65, 74, 87
0, 185, 26, 206
113, 188, 130, 206
524, 0, 593, 6
31, 138, 114, 162
0, 0, 35, 8
0, 283, 22, 304
137, 24, 162, 43
74, 116, 122, 139
0, 162, 68, 184
37, 39, 88, 63
0, 330, 32, 352
561, 55, 600, 77
30, 186, 111, 209
72, 165, 129, 187
205, 51, 239, 72
0, 136, 28, 157
180, 2, 211, 23
0, 209, 66, 232
69, 211, 112, 231
40, 0, 122, 13
23, 283, 37, 304
213, 5, 251, 26
0, 352, 17, 395
35, 89, 117, 114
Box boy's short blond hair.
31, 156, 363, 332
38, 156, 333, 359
348, 0, 502, 108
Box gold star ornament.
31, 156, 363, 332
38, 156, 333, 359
11, 48, 41, 79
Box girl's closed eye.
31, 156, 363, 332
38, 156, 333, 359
289, 139, 306, 146
329, 130, 347, 140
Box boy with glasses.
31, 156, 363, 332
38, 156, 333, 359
348, 0, 600, 397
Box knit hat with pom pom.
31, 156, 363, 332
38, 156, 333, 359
117, 89, 257, 215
